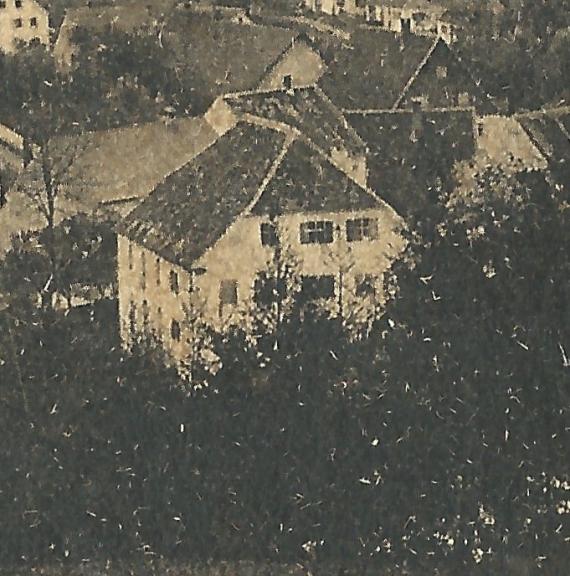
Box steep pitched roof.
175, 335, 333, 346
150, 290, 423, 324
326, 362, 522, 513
1, 117, 217, 253
516, 108, 570, 189
163, 11, 300, 102
318, 28, 436, 110
346, 108, 476, 215
251, 138, 378, 216
120, 121, 388, 269
120, 123, 288, 269
223, 86, 367, 158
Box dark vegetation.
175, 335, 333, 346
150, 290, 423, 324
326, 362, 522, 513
0, 170, 568, 574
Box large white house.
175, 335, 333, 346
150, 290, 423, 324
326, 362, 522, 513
117, 87, 406, 368
0, 0, 49, 53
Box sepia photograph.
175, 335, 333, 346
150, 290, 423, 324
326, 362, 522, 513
0, 1, 568, 574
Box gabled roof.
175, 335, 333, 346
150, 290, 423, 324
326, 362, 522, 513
163, 10, 301, 102
516, 108, 570, 189
252, 138, 377, 216
223, 86, 367, 158
120, 121, 388, 270
346, 107, 476, 215
318, 28, 437, 110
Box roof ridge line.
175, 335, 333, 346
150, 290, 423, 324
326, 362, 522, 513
313, 85, 367, 149
243, 135, 295, 216
392, 36, 440, 110
344, 106, 475, 115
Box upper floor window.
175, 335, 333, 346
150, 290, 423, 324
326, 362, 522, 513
219, 279, 238, 306
0, 1, 7, 9
14, 17, 22, 28
260, 222, 278, 247
155, 257, 161, 286
128, 302, 136, 335
142, 300, 150, 331
300, 220, 333, 245
15, 0, 22, 8
169, 270, 179, 294
128, 243, 133, 270
301, 275, 335, 301
346, 217, 378, 242
171, 319, 181, 341
30, 17, 37, 28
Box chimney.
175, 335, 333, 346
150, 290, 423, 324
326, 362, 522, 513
400, 16, 412, 47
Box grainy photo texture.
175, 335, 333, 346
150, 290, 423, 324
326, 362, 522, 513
0, 1, 568, 575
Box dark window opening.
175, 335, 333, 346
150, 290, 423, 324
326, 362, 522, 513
155, 257, 161, 286
301, 275, 335, 301
0, 2, 7, 9
14, 17, 22, 28
140, 251, 146, 290
15, 0, 22, 8
128, 302, 136, 335
260, 221, 279, 246
142, 300, 150, 331
171, 319, 181, 341
346, 217, 378, 242
219, 279, 238, 306
169, 270, 179, 294
282, 74, 292, 90
254, 273, 286, 307
128, 243, 133, 270
30, 17, 37, 27
300, 220, 334, 244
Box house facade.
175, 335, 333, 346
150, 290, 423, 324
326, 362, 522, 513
0, 0, 49, 53
117, 96, 405, 368
304, 0, 456, 44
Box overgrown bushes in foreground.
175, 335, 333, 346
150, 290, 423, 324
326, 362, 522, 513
0, 170, 568, 574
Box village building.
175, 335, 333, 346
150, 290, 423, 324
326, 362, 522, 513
0, 122, 25, 194
0, 0, 49, 53
0, 116, 217, 254
117, 87, 406, 367
346, 106, 477, 216
318, 28, 496, 113
303, 0, 456, 44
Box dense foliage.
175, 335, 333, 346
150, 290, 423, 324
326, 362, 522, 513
0, 171, 568, 574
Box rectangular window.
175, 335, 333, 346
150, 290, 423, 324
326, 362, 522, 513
14, 17, 22, 28
0, 1, 7, 9
15, 0, 22, 7
301, 275, 335, 301
346, 217, 378, 242
355, 274, 376, 298
142, 300, 150, 331
219, 280, 238, 306
154, 257, 161, 286
30, 17, 37, 28
170, 319, 181, 341
128, 243, 133, 270
260, 222, 278, 247
254, 273, 285, 307
128, 302, 136, 335
458, 92, 471, 107
300, 220, 334, 244
169, 270, 179, 294
436, 65, 448, 79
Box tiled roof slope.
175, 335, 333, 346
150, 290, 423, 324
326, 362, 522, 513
346, 108, 475, 215
319, 29, 435, 110
517, 111, 570, 190
251, 139, 378, 216
120, 123, 287, 269
163, 11, 299, 103
121, 122, 388, 269
223, 86, 367, 158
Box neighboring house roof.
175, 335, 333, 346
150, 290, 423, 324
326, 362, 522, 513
318, 28, 437, 109
223, 86, 367, 159
0, 117, 217, 254
346, 107, 476, 215
120, 121, 389, 270
164, 11, 302, 101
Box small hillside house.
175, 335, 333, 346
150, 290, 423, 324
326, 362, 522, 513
0, 0, 49, 53
117, 87, 405, 368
